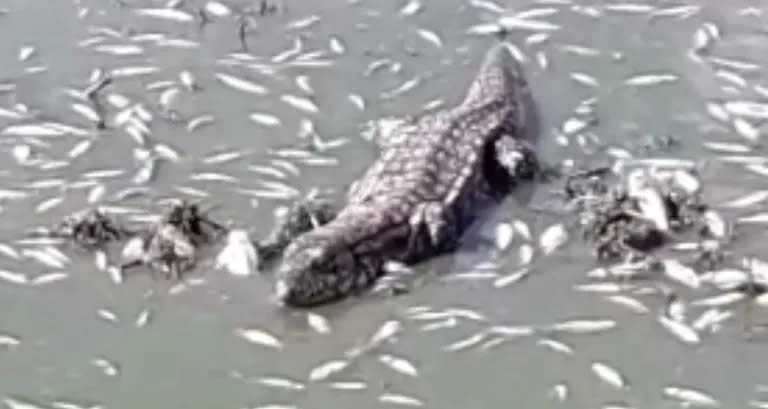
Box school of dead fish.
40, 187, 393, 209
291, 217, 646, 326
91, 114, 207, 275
0, 0, 767, 408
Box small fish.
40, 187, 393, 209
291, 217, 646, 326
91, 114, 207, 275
328, 381, 367, 390
378, 393, 424, 407
415, 28, 443, 48
31, 272, 68, 286
549, 319, 617, 334
215, 230, 258, 277
0, 332, 20, 348
216, 73, 268, 95
539, 223, 568, 254
308, 359, 349, 381
134, 8, 195, 23
97, 308, 119, 323
92, 357, 119, 376
537, 338, 574, 355
0, 269, 30, 285
493, 268, 529, 288
443, 333, 486, 351
249, 112, 282, 127
549, 383, 569, 401
378, 354, 419, 377
307, 312, 331, 334
255, 377, 306, 390
281, 94, 319, 114
662, 259, 700, 289
663, 386, 718, 407
658, 315, 700, 345
624, 73, 679, 86
497, 16, 561, 31
187, 115, 215, 132
606, 295, 649, 314
235, 328, 283, 349
203, 150, 247, 165
135, 308, 151, 328
400, 0, 423, 16
3, 398, 47, 409
591, 362, 627, 389
494, 222, 515, 250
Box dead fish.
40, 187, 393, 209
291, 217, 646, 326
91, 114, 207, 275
663, 386, 718, 407
308, 359, 349, 382
497, 16, 561, 31
307, 312, 331, 334
255, 376, 306, 391
539, 223, 568, 254
733, 117, 760, 142
0, 333, 20, 347
493, 222, 515, 250
281, 94, 319, 114
378, 354, 419, 377
591, 362, 627, 389
415, 28, 443, 48
443, 332, 486, 351
690, 291, 746, 308
549, 318, 617, 334
378, 392, 425, 408
135, 308, 151, 328
537, 338, 574, 355
0, 269, 27, 285
97, 308, 119, 323
570, 72, 599, 87
606, 295, 649, 314
93, 44, 144, 56
203, 150, 248, 165
3, 398, 47, 409
187, 115, 215, 132
548, 383, 569, 401
249, 112, 282, 127
134, 8, 195, 23
328, 381, 367, 390
215, 230, 257, 277
624, 73, 679, 86
235, 328, 283, 349
661, 259, 700, 289
493, 268, 529, 288
658, 315, 700, 345
400, 0, 423, 16
216, 73, 268, 95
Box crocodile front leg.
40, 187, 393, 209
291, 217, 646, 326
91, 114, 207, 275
255, 198, 338, 267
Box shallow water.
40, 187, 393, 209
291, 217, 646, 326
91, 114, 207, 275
2, 0, 768, 408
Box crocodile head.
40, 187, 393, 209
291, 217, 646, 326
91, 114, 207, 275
273, 232, 363, 307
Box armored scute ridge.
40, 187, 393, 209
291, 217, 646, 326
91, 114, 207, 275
260, 42, 542, 307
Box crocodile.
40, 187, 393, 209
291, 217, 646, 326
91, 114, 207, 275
266, 42, 541, 307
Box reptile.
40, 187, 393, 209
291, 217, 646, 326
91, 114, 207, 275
261, 41, 541, 307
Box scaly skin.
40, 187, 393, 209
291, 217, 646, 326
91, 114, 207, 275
271, 42, 540, 307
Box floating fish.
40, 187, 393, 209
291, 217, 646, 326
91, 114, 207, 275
216, 230, 257, 277
378, 354, 419, 377
308, 359, 349, 382
591, 362, 627, 389
236, 328, 283, 349
216, 73, 268, 95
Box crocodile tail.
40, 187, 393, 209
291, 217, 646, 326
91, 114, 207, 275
461, 42, 527, 111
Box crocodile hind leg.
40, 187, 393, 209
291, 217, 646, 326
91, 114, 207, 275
255, 198, 338, 267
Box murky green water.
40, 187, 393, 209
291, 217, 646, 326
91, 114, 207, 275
1, 0, 768, 408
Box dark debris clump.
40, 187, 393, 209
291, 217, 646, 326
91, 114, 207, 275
564, 167, 711, 261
